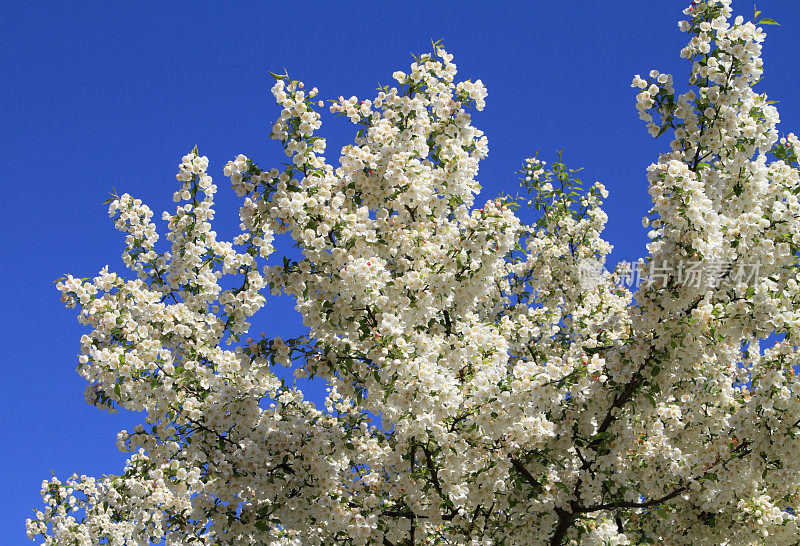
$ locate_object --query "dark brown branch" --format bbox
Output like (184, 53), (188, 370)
(549, 507), (574, 546)
(443, 310), (453, 337)
(509, 456), (542, 494)
(578, 441), (752, 514)
(421, 444), (458, 518)
(578, 485), (688, 513)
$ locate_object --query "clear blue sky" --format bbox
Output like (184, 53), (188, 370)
(2, 1), (799, 542)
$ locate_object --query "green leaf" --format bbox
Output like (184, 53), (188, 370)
(758, 18), (779, 25)
(589, 431), (609, 444)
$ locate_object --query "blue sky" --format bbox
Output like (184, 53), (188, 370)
(2, 1), (799, 542)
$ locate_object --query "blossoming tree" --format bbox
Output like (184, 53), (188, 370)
(28, 1), (800, 544)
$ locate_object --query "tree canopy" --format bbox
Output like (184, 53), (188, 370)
(28, 1), (800, 544)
